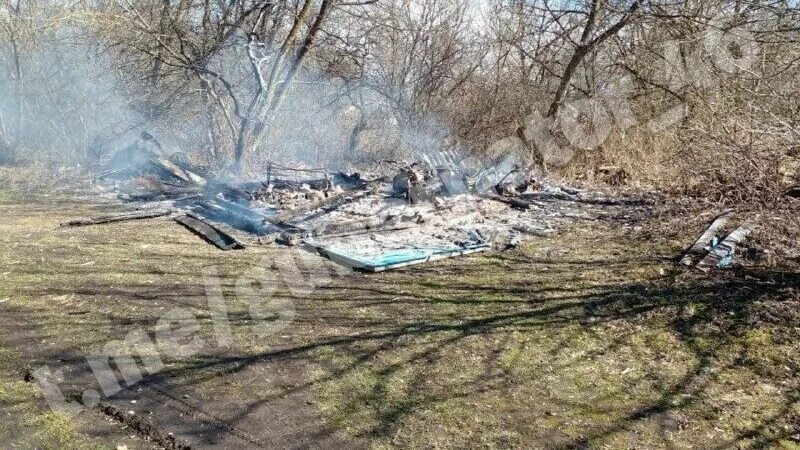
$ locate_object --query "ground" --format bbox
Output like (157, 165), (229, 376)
(1, 179), (799, 449)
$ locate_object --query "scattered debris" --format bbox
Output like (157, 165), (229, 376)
(512, 224), (555, 237)
(520, 188), (650, 206)
(256, 233), (279, 246)
(189, 199), (271, 235)
(73, 143), (653, 270)
(310, 213), (420, 238)
(391, 163), (446, 204)
(267, 182), (375, 225)
(494, 166), (534, 197)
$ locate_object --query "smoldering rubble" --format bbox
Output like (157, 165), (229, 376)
(68, 136), (654, 272)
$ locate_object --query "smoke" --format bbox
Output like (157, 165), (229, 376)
(187, 37), (475, 174)
(0, 2), (493, 175)
(0, 17), (142, 164)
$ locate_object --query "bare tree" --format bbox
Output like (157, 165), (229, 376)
(545, 0), (641, 118)
(0, 0), (27, 159)
(94, 0), (343, 170)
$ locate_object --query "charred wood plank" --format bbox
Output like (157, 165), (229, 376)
(141, 178), (202, 195)
(696, 217), (757, 270)
(679, 209), (734, 266)
(175, 214), (244, 250)
(482, 194), (535, 210)
(210, 197), (267, 221)
(310, 214), (420, 238)
(61, 209), (173, 227)
(312, 216), (388, 236)
(512, 224), (555, 237)
(522, 190), (651, 206)
(189, 198), (277, 235)
(122, 192), (201, 203)
(271, 178), (331, 190)
(148, 157), (207, 186)
(267, 181), (381, 225)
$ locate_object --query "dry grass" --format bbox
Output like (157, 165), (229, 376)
(0, 172), (799, 448)
(306, 232), (800, 448)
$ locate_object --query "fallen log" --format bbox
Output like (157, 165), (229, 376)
(175, 214), (245, 250)
(679, 209), (734, 266)
(61, 209), (173, 227)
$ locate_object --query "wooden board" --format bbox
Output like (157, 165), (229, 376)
(482, 193), (534, 210)
(149, 157), (207, 186)
(175, 215), (244, 250)
(193, 200), (272, 235)
(679, 209), (734, 266)
(696, 217), (757, 270)
(61, 209), (173, 227)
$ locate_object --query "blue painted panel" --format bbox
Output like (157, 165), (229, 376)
(336, 243), (488, 268)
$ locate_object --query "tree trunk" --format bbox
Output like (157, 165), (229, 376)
(233, 0), (334, 173)
(546, 0), (640, 118)
(348, 111), (368, 159)
(10, 32), (23, 152)
(233, 119), (251, 172)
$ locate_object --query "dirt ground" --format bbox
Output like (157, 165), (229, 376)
(1, 183), (799, 449)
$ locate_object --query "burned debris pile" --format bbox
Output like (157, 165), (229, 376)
(73, 139), (653, 271)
